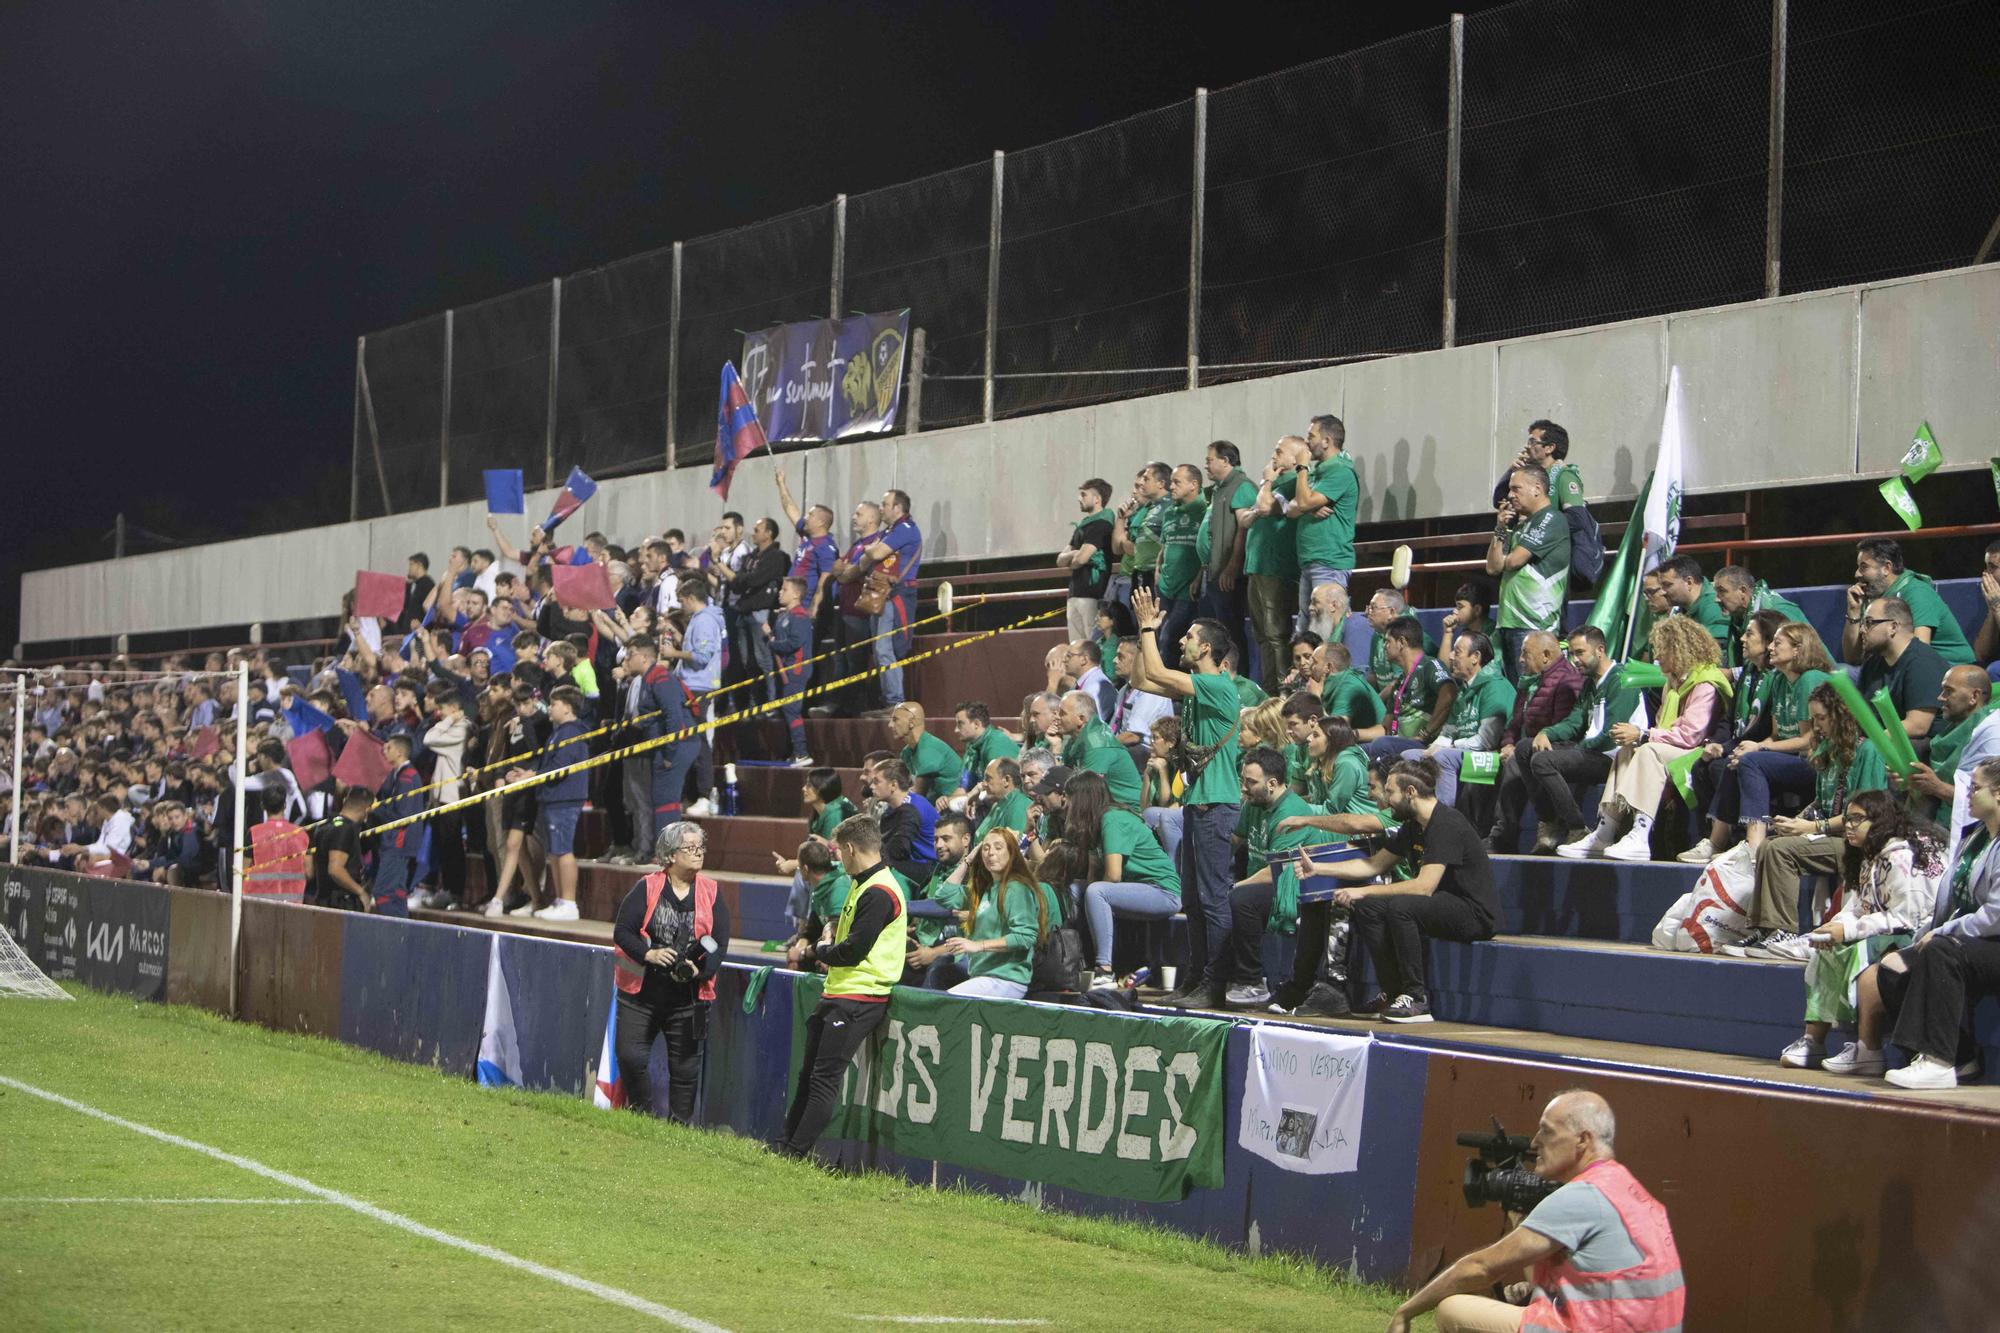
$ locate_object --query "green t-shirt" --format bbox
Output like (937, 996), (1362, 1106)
(1100, 806), (1180, 895)
(962, 877), (1054, 985)
(1886, 570), (1975, 666)
(1386, 654), (1454, 739)
(1157, 500), (1206, 599)
(959, 726), (1022, 790)
(1120, 498), (1165, 577)
(974, 788), (1030, 842)
(1496, 506), (1571, 632)
(1293, 454), (1359, 569)
(808, 869), (853, 922)
(1061, 719), (1143, 807)
(1681, 582), (1732, 653)
(1305, 745), (1372, 817)
(1282, 740), (1312, 793)
(1547, 460), (1586, 511)
(1239, 790), (1322, 936)
(1322, 669), (1384, 727)
(1179, 672), (1244, 806)
(1770, 669), (1831, 742)
(809, 796), (856, 841)
(1812, 739), (1887, 817)
(1245, 476), (1299, 581)
(902, 732), (961, 803)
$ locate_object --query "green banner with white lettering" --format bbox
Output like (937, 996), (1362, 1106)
(789, 977), (1229, 1202)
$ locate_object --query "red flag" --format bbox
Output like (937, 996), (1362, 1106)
(287, 729), (333, 789)
(331, 730), (390, 791)
(189, 726), (220, 760)
(354, 570), (405, 620)
(553, 561), (616, 611)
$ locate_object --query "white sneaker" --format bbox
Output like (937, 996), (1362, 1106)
(1676, 838), (1715, 864)
(788, 755), (816, 769)
(533, 900), (580, 922)
(1603, 827), (1654, 862)
(481, 896), (507, 919)
(1777, 1036), (1825, 1069)
(1556, 822), (1618, 859)
(1089, 971), (1120, 992)
(1822, 1042), (1885, 1076)
(685, 798), (716, 818)
(1752, 931), (1813, 963)
(1885, 1053), (1959, 1090)
(1717, 929), (1767, 958)
(1224, 982), (1273, 1009)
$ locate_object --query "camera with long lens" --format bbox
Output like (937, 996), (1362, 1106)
(669, 934), (719, 983)
(1458, 1117), (1561, 1213)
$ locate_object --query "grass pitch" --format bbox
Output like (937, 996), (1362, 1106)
(0, 988), (1404, 1331)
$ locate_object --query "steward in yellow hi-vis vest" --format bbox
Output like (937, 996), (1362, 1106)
(779, 814), (906, 1157)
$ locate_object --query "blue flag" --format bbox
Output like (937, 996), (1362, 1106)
(483, 468), (525, 515)
(711, 361), (768, 501)
(280, 695), (335, 737)
(543, 466), (598, 532)
(476, 936), (523, 1088)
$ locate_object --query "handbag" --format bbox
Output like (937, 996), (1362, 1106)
(855, 565), (896, 617)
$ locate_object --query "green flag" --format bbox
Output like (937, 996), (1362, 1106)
(1989, 457), (2000, 510)
(1879, 476), (1922, 530)
(1666, 747), (1702, 805)
(1461, 750), (1502, 785)
(1900, 422), (1942, 483)
(1585, 472), (1654, 657)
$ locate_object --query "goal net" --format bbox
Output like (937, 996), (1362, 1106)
(0, 925), (70, 1000)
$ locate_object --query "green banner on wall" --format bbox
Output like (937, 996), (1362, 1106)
(789, 977), (1230, 1202)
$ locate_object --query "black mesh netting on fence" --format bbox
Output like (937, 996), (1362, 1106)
(843, 160), (993, 433)
(554, 246), (678, 483)
(1200, 25), (1452, 380)
(991, 101), (1195, 419)
(1783, 0), (2000, 294)
(1455, 0), (1771, 343)
(444, 284), (551, 506)
(670, 205), (834, 468)
(355, 314), (446, 519)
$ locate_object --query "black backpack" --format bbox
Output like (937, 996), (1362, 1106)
(1566, 503), (1604, 591)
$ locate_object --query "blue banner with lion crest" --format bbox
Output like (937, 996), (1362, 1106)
(739, 309), (909, 443)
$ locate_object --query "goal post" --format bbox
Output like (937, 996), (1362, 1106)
(0, 923), (70, 1000)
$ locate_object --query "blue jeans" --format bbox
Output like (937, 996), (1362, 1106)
(1082, 879), (1181, 968)
(1296, 563), (1351, 632)
(1713, 748), (1817, 826)
(1402, 746), (1466, 808)
(1177, 802), (1239, 990)
(1145, 806), (1184, 867)
(872, 593), (912, 707)
(1157, 594), (1197, 671)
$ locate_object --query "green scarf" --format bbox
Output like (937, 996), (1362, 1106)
(1659, 663), (1734, 728)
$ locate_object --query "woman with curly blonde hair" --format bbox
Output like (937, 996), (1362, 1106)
(1559, 614), (1733, 862)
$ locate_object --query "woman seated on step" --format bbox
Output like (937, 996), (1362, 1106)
(1830, 758), (2000, 1090)
(1686, 620), (1836, 864)
(1068, 771), (1183, 990)
(1559, 615), (1733, 862)
(1777, 788), (1945, 1071)
(909, 826), (1061, 1001)
(1676, 608), (1786, 863)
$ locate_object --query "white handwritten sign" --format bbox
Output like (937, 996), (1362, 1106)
(1238, 1025), (1371, 1175)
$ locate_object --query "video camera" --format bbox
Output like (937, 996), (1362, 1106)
(669, 934), (719, 983)
(1458, 1117), (1560, 1213)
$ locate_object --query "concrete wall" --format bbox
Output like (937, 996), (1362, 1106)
(22, 262), (1999, 645)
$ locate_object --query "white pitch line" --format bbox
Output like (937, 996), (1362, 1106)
(0, 1074), (730, 1333)
(0, 1197), (331, 1205)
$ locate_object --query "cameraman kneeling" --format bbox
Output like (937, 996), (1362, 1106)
(1387, 1091), (1684, 1333)
(611, 821), (731, 1123)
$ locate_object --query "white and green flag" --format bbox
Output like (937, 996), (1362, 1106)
(1640, 366), (1686, 573)
(1900, 422), (1942, 484)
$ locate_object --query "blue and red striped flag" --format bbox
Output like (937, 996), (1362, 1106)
(711, 361), (768, 501)
(542, 465), (598, 532)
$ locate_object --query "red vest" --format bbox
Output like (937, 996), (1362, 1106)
(1522, 1159), (1686, 1333)
(612, 871), (718, 1002)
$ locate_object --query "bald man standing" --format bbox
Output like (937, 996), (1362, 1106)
(1386, 1090), (1684, 1333)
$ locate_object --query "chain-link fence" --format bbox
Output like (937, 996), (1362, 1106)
(352, 0), (2000, 518)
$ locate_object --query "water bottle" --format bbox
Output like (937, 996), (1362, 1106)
(722, 763), (740, 817)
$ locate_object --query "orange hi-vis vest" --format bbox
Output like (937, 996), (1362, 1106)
(1521, 1158), (1686, 1333)
(612, 871), (719, 1002)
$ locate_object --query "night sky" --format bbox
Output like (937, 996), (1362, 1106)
(2, 0), (1497, 649)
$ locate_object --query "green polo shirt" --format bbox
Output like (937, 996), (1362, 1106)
(1886, 570), (1975, 666)
(974, 788), (1030, 841)
(1157, 500), (1206, 599)
(901, 731), (961, 803)
(1294, 454), (1358, 570)
(1246, 476), (1299, 581)
(1321, 669), (1384, 727)
(958, 726), (1021, 790)
(1061, 718), (1143, 807)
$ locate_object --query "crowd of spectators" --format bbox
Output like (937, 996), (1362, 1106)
(7, 421), (1999, 1094)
